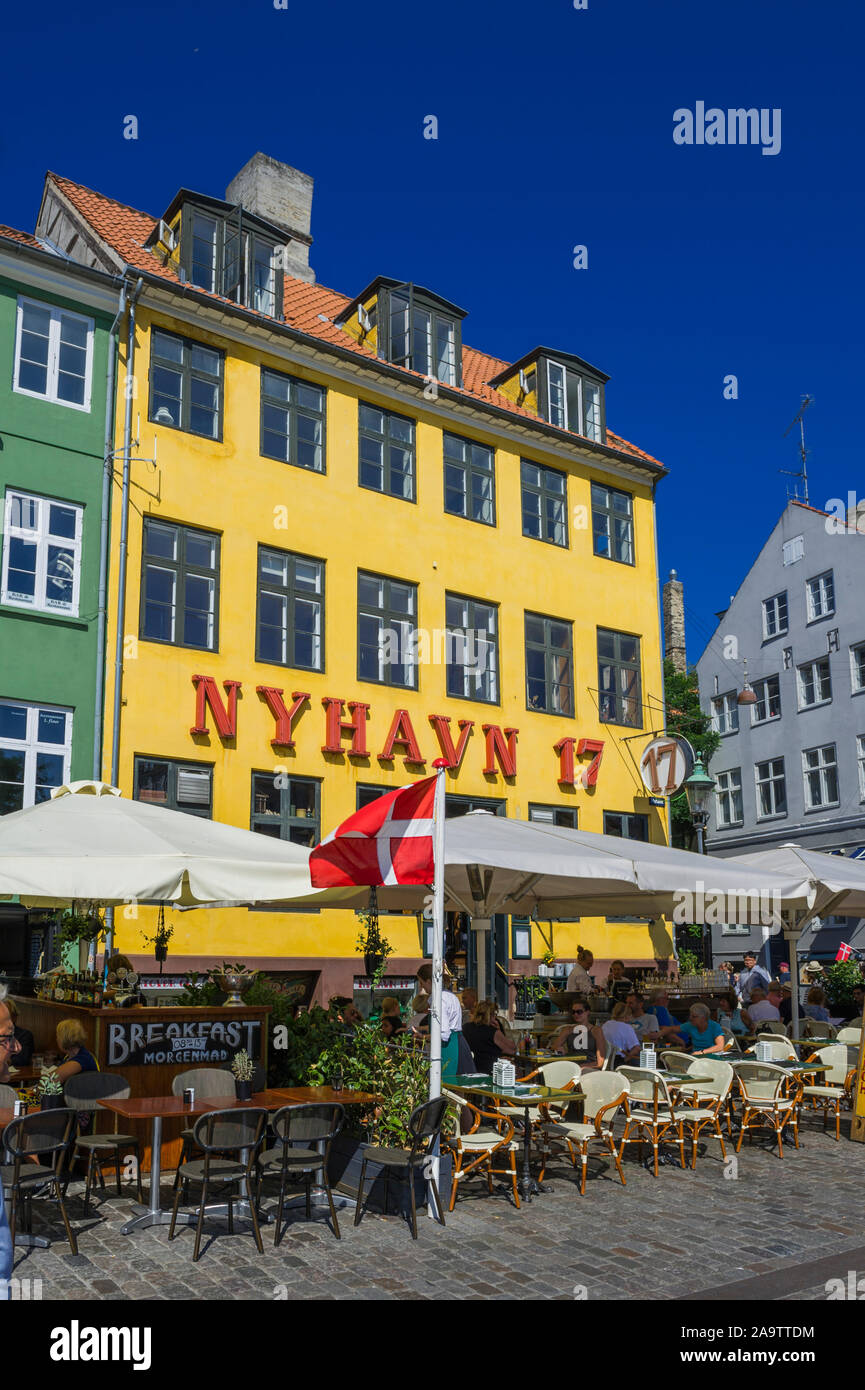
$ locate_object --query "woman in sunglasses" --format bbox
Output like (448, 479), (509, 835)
(550, 1001), (606, 1071)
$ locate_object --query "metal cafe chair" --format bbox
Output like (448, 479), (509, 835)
(799, 1044), (848, 1141)
(1, 1109), (79, 1255)
(258, 1103), (344, 1243)
(63, 1072), (144, 1214)
(354, 1097), (448, 1240)
(617, 1066), (684, 1177)
(171, 1067), (238, 1183)
(169, 1108), (267, 1262)
(734, 1062), (801, 1159)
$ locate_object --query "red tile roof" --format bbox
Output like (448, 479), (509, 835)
(47, 173), (663, 471)
(0, 224), (44, 249)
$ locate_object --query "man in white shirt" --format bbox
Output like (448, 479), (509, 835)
(601, 1007), (641, 1064)
(744, 987), (781, 1027)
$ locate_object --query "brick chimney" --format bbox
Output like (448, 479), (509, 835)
(226, 153), (314, 284)
(663, 569), (687, 673)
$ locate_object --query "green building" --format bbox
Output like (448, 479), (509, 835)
(0, 225), (121, 972)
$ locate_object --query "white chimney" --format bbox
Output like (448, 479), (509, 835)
(226, 152), (314, 284)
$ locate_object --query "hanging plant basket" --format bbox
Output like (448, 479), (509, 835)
(364, 953), (385, 980)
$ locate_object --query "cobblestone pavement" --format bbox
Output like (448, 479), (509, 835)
(10, 1112), (865, 1302)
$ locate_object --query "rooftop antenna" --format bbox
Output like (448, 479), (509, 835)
(780, 394), (813, 504)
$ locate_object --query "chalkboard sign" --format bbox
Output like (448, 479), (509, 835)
(106, 1016), (263, 1067)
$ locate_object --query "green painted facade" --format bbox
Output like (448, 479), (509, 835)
(0, 239), (119, 805)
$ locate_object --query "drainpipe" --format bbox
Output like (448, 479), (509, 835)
(93, 280), (127, 779)
(103, 276), (143, 969)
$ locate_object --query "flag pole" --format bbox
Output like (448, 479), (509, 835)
(427, 759), (448, 1220)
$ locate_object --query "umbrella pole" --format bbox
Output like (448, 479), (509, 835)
(427, 762), (447, 1219)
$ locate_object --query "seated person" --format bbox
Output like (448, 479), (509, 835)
(847, 984), (865, 1022)
(54, 1018), (99, 1084)
(644, 987), (688, 1042)
(804, 986), (831, 1022)
(743, 986), (781, 1029)
(3, 998), (34, 1067)
(624, 991), (660, 1041)
(463, 1000), (515, 1073)
(601, 1003), (641, 1066)
(605, 959), (633, 1001)
(717, 989), (748, 1035)
(551, 1001), (606, 1071)
(380, 995), (402, 1021)
(408, 993), (430, 1032)
(381, 1013), (406, 1040)
(460, 987), (478, 1025)
(778, 983), (794, 1026)
(339, 1001), (362, 1031)
(677, 1003), (725, 1056)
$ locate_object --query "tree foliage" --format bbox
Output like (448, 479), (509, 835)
(663, 658), (720, 850)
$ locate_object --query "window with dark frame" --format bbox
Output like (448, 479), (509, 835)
(591, 482), (634, 564)
(133, 756), (213, 818)
(260, 369), (325, 472)
(383, 286), (462, 387)
(357, 571), (418, 688)
(256, 547), (323, 671)
(250, 772), (320, 846)
(149, 329), (222, 439)
(443, 433), (495, 526)
(445, 593), (498, 704)
(538, 357), (604, 442)
(140, 520), (219, 651)
(528, 804), (579, 829)
(510, 917), (532, 960)
(358, 403), (415, 501)
(597, 629), (642, 728)
(521, 460), (568, 547)
(525, 612), (574, 716)
(603, 811), (649, 841)
(182, 203), (284, 319)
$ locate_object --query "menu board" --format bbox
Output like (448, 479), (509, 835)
(105, 1015), (262, 1067)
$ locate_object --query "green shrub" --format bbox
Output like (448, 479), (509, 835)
(309, 1023), (442, 1146)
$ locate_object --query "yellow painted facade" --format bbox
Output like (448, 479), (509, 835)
(102, 292), (671, 1001)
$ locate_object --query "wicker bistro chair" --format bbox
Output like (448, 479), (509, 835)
(745, 1038), (797, 1062)
(617, 1067), (684, 1176)
(169, 1108), (267, 1262)
(1, 1109), (79, 1255)
(659, 1050), (694, 1073)
(721, 1029), (743, 1055)
(836, 1026), (862, 1046)
(63, 1072), (144, 1214)
(353, 1097), (448, 1240)
(171, 1068), (238, 1184)
(799, 1045), (848, 1141)
(734, 1062), (801, 1159)
(668, 1059), (733, 1161)
(801, 1018), (837, 1040)
(257, 1103), (344, 1243)
(441, 1089), (521, 1211)
(753, 1020), (788, 1036)
(0, 1084), (17, 1108)
(541, 1071), (630, 1195)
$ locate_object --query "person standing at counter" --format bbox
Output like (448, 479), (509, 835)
(54, 1019), (99, 1083)
(416, 963), (474, 1077)
(566, 948), (595, 996)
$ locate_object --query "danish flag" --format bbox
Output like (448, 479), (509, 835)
(309, 775), (437, 888)
(836, 942), (853, 962)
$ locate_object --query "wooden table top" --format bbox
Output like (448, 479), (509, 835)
(281, 1086), (377, 1105)
(99, 1086), (377, 1121)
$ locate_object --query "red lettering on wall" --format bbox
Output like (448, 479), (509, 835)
(554, 737), (576, 787)
(190, 676), (241, 738)
(576, 737), (605, 787)
(321, 698), (369, 757)
(257, 687), (309, 750)
(482, 724), (518, 778)
(428, 714), (474, 771)
(379, 709), (426, 768)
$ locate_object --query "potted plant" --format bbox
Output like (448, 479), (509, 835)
(55, 902), (106, 974)
(539, 947), (557, 978)
(355, 911), (394, 985)
(140, 907), (173, 974)
(231, 1049), (255, 1100)
(209, 961), (257, 1006)
(37, 1071), (65, 1111)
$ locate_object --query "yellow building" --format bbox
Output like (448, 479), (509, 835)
(37, 154), (673, 1008)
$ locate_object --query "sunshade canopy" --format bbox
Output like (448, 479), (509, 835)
(730, 844), (865, 922)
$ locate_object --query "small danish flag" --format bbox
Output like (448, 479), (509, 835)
(309, 775), (436, 888)
(836, 942), (853, 962)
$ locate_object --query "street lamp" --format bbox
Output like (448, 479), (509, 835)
(683, 755), (715, 855)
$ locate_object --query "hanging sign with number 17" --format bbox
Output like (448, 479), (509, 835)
(639, 735), (695, 797)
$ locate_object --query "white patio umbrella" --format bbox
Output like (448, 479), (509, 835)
(0, 781), (319, 907)
(729, 843), (865, 1035)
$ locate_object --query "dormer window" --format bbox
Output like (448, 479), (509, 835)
(177, 200), (284, 318)
(541, 357), (604, 442)
(337, 279), (465, 387)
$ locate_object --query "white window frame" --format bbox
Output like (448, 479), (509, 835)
(850, 642), (865, 695)
(797, 657), (832, 710)
(806, 570), (835, 622)
(1, 490), (83, 617)
(716, 768), (743, 828)
(802, 743), (839, 811)
(751, 674), (781, 725)
(858, 735), (865, 802)
(762, 591), (788, 639)
(711, 691), (739, 736)
(755, 757), (787, 820)
(0, 699), (73, 810)
(546, 360), (569, 430)
(13, 296), (94, 412)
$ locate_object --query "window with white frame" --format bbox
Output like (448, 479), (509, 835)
(13, 297), (93, 410)
(806, 570), (835, 621)
(716, 768), (743, 827)
(0, 701), (72, 815)
(711, 691), (739, 735)
(797, 657), (832, 709)
(1, 491), (82, 616)
(751, 674), (781, 724)
(851, 643), (865, 694)
(858, 735), (865, 802)
(546, 360), (568, 429)
(782, 535), (804, 566)
(755, 758), (787, 818)
(802, 744), (839, 810)
(762, 591), (788, 639)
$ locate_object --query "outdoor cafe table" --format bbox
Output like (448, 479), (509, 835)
(446, 1076), (579, 1202)
(100, 1086), (377, 1234)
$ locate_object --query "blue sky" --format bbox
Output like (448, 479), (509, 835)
(2, 0), (862, 664)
